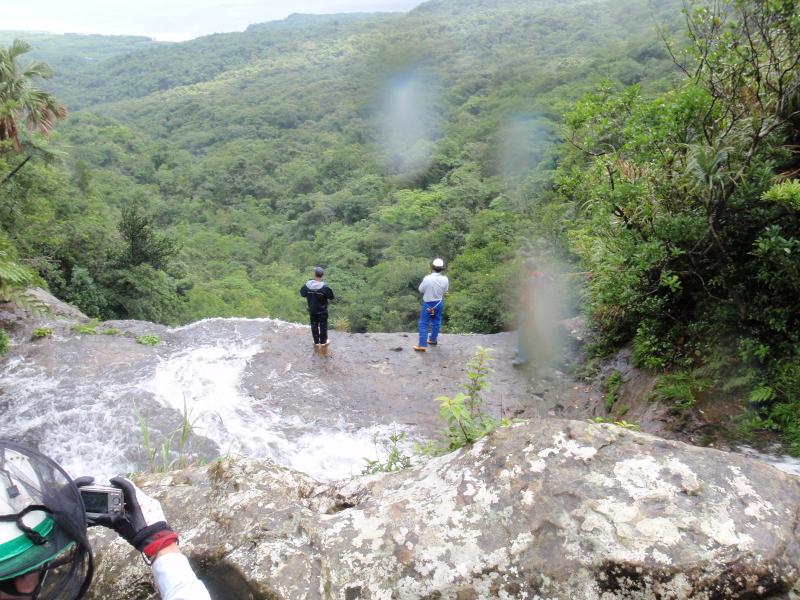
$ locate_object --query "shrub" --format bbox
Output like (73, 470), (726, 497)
(761, 356), (800, 454)
(422, 346), (513, 454)
(32, 327), (53, 339)
(632, 321), (674, 371)
(0, 330), (9, 357)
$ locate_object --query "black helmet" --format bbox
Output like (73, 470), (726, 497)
(0, 441), (93, 599)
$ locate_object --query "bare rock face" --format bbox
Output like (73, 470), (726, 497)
(0, 287), (87, 336)
(86, 419), (800, 599)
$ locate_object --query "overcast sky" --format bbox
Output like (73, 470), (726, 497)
(0, 0), (423, 42)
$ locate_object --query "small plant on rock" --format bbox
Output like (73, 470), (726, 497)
(73, 320), (100, 335)
(73, 319), (119, 336)
(207, 457), (234, 486)
(603, 371), (623, 412)
(0, 330), (9, 357)
(332, 316), (351, 332)
(32, 327), (53, 339)
(362, 431), (413, 475)
(589, 416), (639, 430)
(423, 346), (513, 455)
(136, 334), (160, 346)
(135, 399), (201, 472)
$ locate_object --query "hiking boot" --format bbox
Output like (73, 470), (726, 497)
(413, 346), (427, 352)
(321, 340), (330, 347)
(427, 339), (438, 346)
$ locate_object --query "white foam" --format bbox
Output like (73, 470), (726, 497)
(286, 423), (417, 480)
(0, 358), (143, 481)
(140, 340), (415, 481)
(736, 446), (800, 477)
(166, 316), (304, 333)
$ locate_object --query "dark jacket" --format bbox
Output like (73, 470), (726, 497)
(300, 279), (334, 315)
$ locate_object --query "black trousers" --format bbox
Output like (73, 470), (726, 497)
(309, 313), (328, 344)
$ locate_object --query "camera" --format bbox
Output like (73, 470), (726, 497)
(80, 485), (125, 522)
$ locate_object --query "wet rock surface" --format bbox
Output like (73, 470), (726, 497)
(86, 419), (800, 599)
(239, 327), (575, 437)
(0, 290), (584, 479)
(1, 289), (793, 478)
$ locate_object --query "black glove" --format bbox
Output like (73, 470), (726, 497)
(103, 477), (179, 561)
(73, 476), (95, 488)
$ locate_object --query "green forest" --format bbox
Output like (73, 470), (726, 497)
(1, 0), (799, 451)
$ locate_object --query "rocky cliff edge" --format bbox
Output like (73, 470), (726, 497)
(87, 418), (800, 599)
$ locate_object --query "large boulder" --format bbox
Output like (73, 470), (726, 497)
(87, 419), (800, 599)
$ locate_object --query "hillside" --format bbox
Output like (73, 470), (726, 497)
(0, 0), (684, 332)
(0, 30), (169, 106)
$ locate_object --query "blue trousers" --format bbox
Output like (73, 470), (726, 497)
(418, 300), (444, 347)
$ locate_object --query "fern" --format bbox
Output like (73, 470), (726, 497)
(721, 372), (757, 393)
(749, 386), (775, 403)
(650, 371), (710, 412)
(0, 231), (40, 307)
(0, 249), (35, 301)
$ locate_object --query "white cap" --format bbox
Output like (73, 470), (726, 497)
(432, 258), (445, 268)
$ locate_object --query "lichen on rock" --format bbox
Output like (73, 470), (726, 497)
(85, 419), (800, 599)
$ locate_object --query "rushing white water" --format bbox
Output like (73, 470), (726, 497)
(1, 317), (417, 483)
(1, 349), (153, 481)
(141, 338), (413, 480)
(736, 446), (800, 477)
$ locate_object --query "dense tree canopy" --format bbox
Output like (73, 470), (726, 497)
(559, 0), (800, 449)
(0, 0), (684, 330)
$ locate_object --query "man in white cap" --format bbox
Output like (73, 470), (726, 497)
(414, 258), (449, 352)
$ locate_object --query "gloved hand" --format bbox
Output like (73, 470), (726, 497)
(104, 477), (179, 562)
(74, 476), (95, 488)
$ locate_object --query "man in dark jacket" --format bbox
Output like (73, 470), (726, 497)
(300, 266), (335, 347)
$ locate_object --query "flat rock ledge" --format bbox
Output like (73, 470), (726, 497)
(87, 419), (800, 599)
